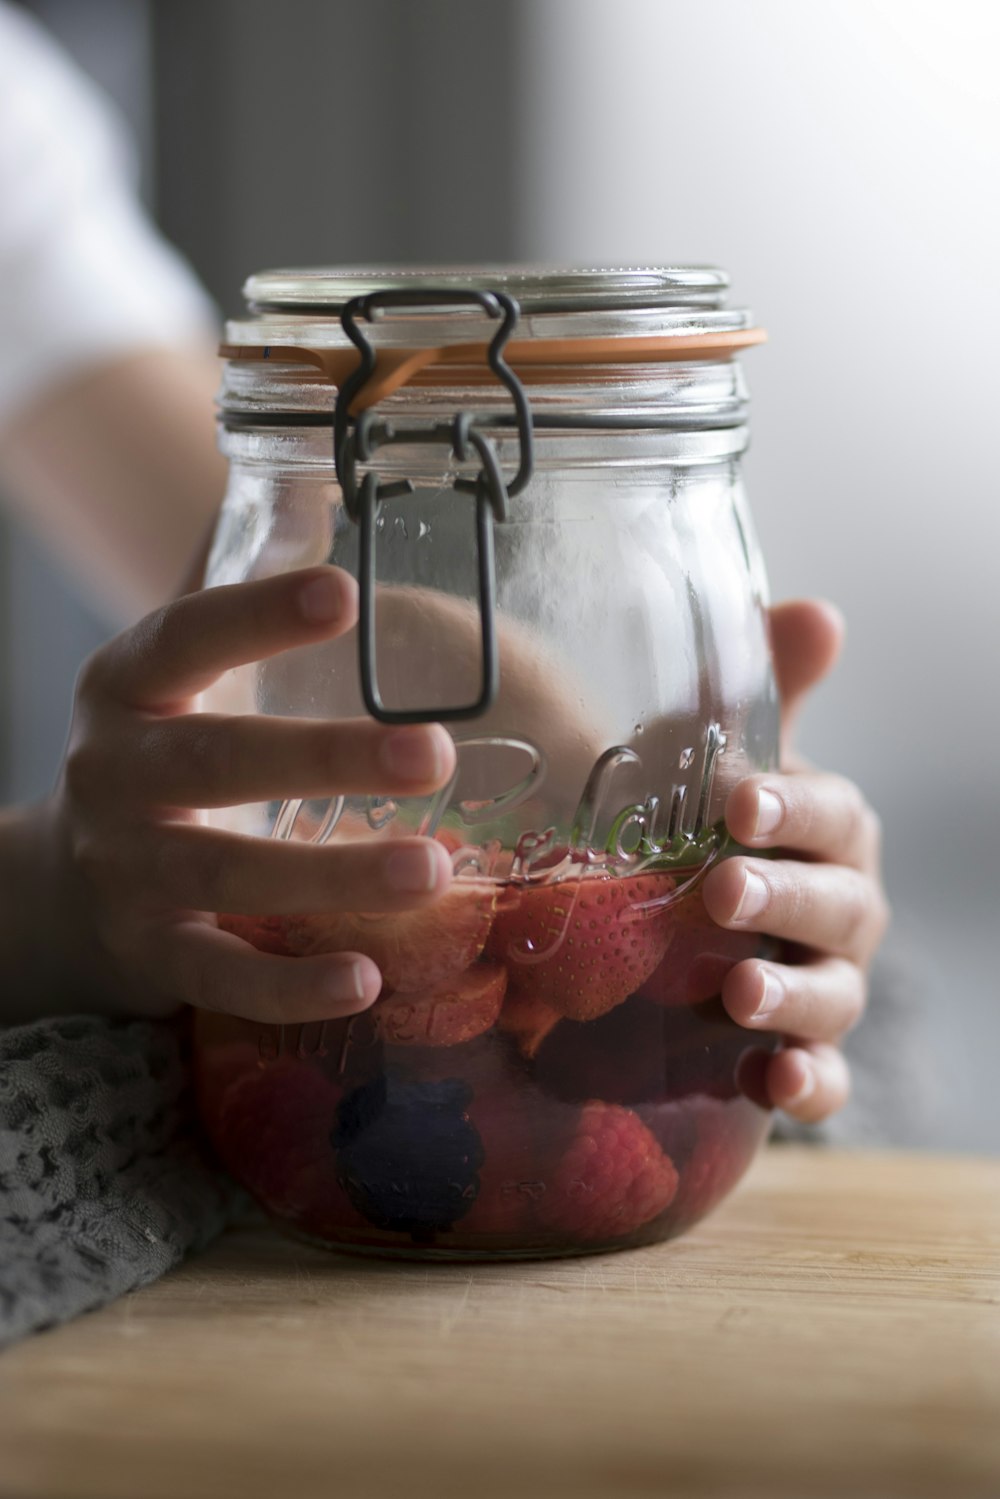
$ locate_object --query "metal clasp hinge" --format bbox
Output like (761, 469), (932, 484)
(333, 289), (533, 725)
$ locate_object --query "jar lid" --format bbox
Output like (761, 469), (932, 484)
(223, 264), (762, 416)
(243, 265), (731, 314)
(219, 264), (764, 438)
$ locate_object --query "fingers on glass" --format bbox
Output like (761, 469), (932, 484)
(726, 772), (882, 873)
(723, 956), (865, 1041)
(127, 717), (455, 807)
(765, 1043), (851, 1124)
(703, 856), (888, 965)
(128, 827), (453, 914)
(86, 566), (359, 708)
(140, 918), (382, 1023)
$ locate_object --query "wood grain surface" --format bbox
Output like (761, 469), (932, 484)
(2, 1146), (998, 1499)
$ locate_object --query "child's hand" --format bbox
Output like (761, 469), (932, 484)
(48, 567), (456, 1022)
(702, 601), (890, 1125)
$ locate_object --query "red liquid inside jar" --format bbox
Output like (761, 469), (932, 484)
(195, 865), (776, 1260)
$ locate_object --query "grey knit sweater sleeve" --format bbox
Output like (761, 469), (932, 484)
(0, 1014), (244, 1349)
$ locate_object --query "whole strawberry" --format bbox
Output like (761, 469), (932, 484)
(536, 1100), (679, 1241)
(488, 873), (676, 1021)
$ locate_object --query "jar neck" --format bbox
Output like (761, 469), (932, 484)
(220, 351), (748, 414)
(218, 420), (749, 478)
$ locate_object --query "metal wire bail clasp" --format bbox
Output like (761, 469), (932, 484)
(333, 288), (534, 726)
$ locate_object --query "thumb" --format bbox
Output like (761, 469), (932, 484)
(769, 599), (845, 753)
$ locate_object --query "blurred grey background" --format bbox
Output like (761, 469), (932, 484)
(2, 0), (997, 1149)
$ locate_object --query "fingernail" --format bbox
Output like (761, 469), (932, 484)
(298, 572), (342, 623)
(733, 870), (769, 923)
(386, 844), (440, 894)
(784, 1057), (816, 1106)
(754, 789), (784, 839)
(379, 726), (447, 784)
(752, 966), (785, 1018)
(328, 956), (377, 1007)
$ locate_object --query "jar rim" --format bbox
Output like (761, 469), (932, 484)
(244, 264), (731, 315)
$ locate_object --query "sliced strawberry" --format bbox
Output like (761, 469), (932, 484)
(497, 988), (563, 1059)
(636, 887), (766, 1007)
(217, 912), (292, 955)
(487, 872), (676, 1021)
(374, 963), (507, 1047)
(283, 878), (497, 994)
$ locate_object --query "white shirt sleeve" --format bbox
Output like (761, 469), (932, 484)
(0, 2), (217, 432)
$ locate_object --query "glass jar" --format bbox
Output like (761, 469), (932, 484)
(193, 267), (781, 1259)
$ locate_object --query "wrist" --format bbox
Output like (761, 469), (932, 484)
(0, 799), (125, 1021)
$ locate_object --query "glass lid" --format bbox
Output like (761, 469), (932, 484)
(243, 265), (731, 315)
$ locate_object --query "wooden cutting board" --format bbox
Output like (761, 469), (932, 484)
(2, 1146), (998, 1499)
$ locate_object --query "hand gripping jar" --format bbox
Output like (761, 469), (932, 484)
(194, 267), (781, 1259)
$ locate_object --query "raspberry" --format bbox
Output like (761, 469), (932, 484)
(207, 1058), (362, 1231)
(670, 1097), (770, 1228)
(332, 1075), (484, 1237)
(537, 1101), (679, 1242)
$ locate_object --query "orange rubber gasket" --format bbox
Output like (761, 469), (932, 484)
(219, 328), (766, 413)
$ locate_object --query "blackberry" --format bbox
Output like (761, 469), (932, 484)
(332, 1075), (484, 1237)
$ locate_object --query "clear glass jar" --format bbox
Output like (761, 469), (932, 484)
(193, 267), (781, 1259)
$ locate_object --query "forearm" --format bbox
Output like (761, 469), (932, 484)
(0, 347), (226, 621)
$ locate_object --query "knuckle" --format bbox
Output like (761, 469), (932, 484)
(63, 739), (107, 806)
(862, 805), (884, 866)
(71, 830), (120, 892)
(833, 779), (868, 861)
(134, 602), (194, 688)
(832, 877), (870, 950)
(75, 647), (110, 701)
(778, 868), (809, 931)
(183, 837), (234, 910)
(137, 602), (175, 659)
(870, 887), (892, 947)
(179, 721), (237, 803)
(844, 784), (868, 844)
(839, 967), (867, 1034)
(170, 939), (215, 1013)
